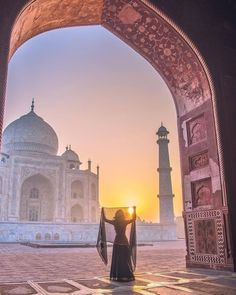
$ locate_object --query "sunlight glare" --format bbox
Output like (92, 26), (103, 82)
(128, 206), (134, 215)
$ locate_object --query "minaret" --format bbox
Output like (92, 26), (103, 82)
(156, 123), (175, 224)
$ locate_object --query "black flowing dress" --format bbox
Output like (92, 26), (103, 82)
(110, 220), (135, 282)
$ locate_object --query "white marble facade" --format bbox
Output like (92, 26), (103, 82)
(0, 104), (99, 225)
(0, 222), (177, 243)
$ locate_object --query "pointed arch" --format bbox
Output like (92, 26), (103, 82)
(20, 173), (54, 221)
(0, 0), (230, 270)
(71, 180), (84, 199)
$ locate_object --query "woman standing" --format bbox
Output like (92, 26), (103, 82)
(96, 207), (136, 282)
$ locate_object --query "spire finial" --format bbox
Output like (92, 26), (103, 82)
(161, 121), (163, 127)
(66, 145), (68, 151)
(88, 158), (91, 171)
(31, 98), (35, 112)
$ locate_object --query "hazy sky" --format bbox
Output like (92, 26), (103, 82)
(5, 25), (182, 222)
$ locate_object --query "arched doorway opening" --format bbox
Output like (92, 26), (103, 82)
(71, 180), (84, 200)
(20, 174), (54, 221)
(70, 181), (85, 222)
(0, 0), (232, 271)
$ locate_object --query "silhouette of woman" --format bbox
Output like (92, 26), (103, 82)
(97, 207), (136, 282)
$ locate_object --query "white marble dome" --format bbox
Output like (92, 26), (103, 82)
(2, 110), (59, 155)
(61, 147), (80, 162)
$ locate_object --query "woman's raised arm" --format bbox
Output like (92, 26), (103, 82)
(126, 211), (136, 224)
(102, 208), (114, 225)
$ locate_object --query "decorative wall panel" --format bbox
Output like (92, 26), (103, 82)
(190, 151), (209, 170)
(192, 178), (212, 208)
(186, 210), (225, 265)
(194, 219), (217, 254)
(187, 115), (206, 145)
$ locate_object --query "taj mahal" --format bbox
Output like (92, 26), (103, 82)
(0, 100), (99, 225)
(0, 101), (176, 243)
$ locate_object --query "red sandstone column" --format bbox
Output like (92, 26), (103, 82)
(0, 41), (10, 149)
(0, 0), (28, 148)
(0, 5), (15, 148)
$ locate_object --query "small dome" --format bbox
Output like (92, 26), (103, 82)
(61, 146), (81, 162)
(156, 124), (169, 136)
(2, 109), (59, 155)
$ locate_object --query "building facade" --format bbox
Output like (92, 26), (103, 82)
(0, 103), (99, 224)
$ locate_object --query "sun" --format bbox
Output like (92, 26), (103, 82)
(128, 206), (134, 215)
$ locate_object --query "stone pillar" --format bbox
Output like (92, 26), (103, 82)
(157, 124), (175, 224)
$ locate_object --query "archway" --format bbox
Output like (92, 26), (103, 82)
(0, 0), (232, 270)
(71, 180), (84, 199)
(20, 174), (54, 221)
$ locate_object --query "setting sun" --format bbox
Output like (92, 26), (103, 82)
(128, 207), (134, 215)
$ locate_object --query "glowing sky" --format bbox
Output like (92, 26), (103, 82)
(5, 25), (182, 222)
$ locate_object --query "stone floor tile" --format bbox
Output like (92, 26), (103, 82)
(0, 241), (236, 295)
(147, 286), (201, 294)
(38, 281), (80, 293)
(136, 274), (179, 282)
(107, 291), (141, 294)
(204, 277), (236, 289)
(0, 283), (38, 295)
(74, 278), (117, 289)
(178, 281), (236, 295)
(164, 271), (207, 279)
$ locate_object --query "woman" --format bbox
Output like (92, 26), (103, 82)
(96, 207), (136, 282)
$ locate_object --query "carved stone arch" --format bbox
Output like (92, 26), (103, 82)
(45, 233), (52, 240)
(20, 173), (55, 221)
(71, 180), (84, 199)
(35, 232), (42, 240)
(9, 0), (104, 59)
(0, 0), (230, 270)
(20, 167), (56, 186)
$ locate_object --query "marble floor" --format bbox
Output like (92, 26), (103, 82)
(0, 241), (235, 294)
(0, 241), (186, 282)
(0, 269), (236, 294)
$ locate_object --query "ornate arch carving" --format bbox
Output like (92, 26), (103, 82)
(101, 0), (211, 116)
